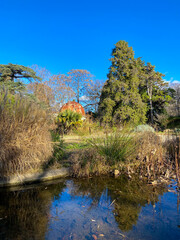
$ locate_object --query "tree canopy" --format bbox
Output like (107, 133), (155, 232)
(98, 40), (172, 126)
(0, 64), (41, 82)
(67, 69), (93, 103)
(0, 63), (41, 92)
(139, 62), (172, 124)
(98, 40), (147, 125)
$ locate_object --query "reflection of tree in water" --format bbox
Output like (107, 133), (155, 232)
(72, 176), (167, 232)
(0, 177), (169, 239)
(0, 181), (65, 240)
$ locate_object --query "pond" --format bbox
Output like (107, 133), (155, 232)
(0, 176), (180, 240)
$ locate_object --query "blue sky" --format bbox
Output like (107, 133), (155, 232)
(0, 0), (179, 83)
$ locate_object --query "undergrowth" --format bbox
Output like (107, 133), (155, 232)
(87, 130), (138, 165)
(0, 89), (53, 177)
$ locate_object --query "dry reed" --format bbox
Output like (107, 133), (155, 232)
(0, 89), (53, 177)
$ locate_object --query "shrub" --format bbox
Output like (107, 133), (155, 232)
(87, 130), (138, 166)
(134, 124), (155, 133)
(0, 89), (53, 177)
(167, 116), (180, 129)
(55, 110), (83, 134)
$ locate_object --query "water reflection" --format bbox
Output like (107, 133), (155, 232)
(0, 176), (179, 240)
(71, 176), (167, 232)
(0, 180), (66, 240)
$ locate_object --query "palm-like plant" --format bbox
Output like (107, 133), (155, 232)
(56, 110), (83, 134)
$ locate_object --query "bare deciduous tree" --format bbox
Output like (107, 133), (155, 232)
(67, 69), (93, 103)
(82, 80), (104, 112)
(28, 65), (75, 111)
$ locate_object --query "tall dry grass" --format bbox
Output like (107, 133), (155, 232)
(0, 89), (53, 177)
(164, 134), (180, 183)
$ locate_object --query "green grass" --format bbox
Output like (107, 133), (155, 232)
(87, 130), (138, 166)
(64, 142), (91, 150)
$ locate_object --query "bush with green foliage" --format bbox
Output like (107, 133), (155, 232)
(56, 110), (83, 134)
(134, 124), (155, 133)
(167, 116), (180, 129)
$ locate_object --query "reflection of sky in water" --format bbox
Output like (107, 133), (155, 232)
(0, 177), (180, 240)
(45, 180), (180, 240)
(130, 191), (180, 240)
(46, 182), (119, 240)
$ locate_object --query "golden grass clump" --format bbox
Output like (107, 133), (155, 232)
(0, 90), (53, 177)
(69, 148), (110, 178)
(135, 132), (166, 177)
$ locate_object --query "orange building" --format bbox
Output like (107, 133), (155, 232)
(60, 101), (85, 116)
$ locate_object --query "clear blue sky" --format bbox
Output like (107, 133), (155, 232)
(0, 0), (179, 83)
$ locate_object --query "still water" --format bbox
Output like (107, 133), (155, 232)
(0, 176), (180, 240)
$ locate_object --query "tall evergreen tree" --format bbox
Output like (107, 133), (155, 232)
(139, 62), (172, 124)
(98, 40), (147, 125)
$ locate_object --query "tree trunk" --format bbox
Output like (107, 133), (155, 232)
(150, 97), (153, 124)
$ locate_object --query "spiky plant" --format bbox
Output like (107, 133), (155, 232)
(56, 109), (83, 134)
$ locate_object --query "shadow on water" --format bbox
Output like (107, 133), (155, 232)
(0, 176), (180, 240)
(0, 180), (66, 240)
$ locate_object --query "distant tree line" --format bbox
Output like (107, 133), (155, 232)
(0, 40), (179, 128)
(0, 64), (102, 112)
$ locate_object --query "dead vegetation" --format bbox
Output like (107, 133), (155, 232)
(0, 89), (53, 178)
(66, 130), (180, 183)
(69, 148), (110, 177)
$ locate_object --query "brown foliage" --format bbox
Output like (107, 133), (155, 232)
(0, 91), (53, 177)
(27, 82), (54, 106)
(29, 65), (75, 111)
(69, 148), (109, 178)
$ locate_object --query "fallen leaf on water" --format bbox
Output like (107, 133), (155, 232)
(117, 232), (126, 238)
(92, 234), (97, 240)
(99, 234), (105, 237)
(168, 189), (176, 193)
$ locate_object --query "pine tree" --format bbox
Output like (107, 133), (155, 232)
(139, 62), (172, 124)
(0, 63), (41, 92)
(98, 40), (147, 125)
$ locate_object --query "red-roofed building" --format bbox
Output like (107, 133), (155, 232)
(60, 101), (85, 116)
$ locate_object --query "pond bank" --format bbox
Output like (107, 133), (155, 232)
(1, 132), (179, 188)
(0, 168), (69, 187)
